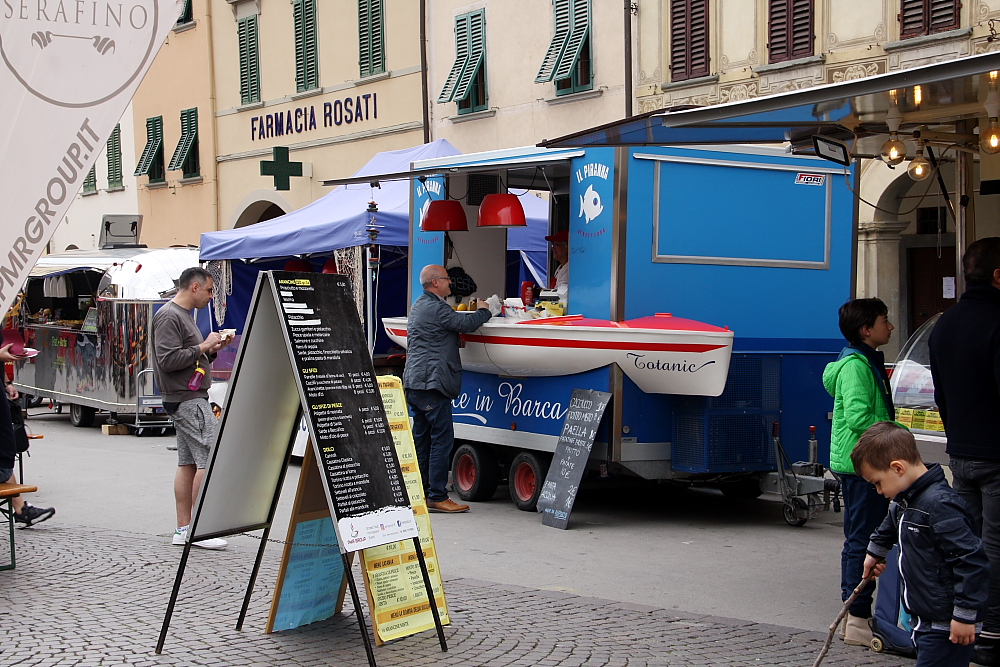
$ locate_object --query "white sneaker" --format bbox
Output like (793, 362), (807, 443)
(172, 526), (228, 550)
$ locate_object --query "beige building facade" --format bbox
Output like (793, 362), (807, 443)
(426, 0), (630, 152)
(635, 0), (1000, 355)
(132, 0), (427, 241)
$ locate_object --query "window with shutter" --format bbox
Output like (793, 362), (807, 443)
(293, 0), (319, 91)
(238, 15), (261, 105)
(168, 108), (199, 178)
(670, 0), (709, 82)
(439, 10), (488, 112)
(107, 124), (122, 189)
(134, 117), (164, 182)
(768, 0), (813, 64)
(358, 0), (385, 78)
(176, 0), (192, 25)
(535, 0), (592, 94)
(82, 166), (97, 194)
(900, 0), (958, 38)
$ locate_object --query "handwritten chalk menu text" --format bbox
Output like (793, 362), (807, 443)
(536, 389), (612, 530)
(272, 272), (418, 552)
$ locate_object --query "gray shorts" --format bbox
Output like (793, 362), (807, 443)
(172, 399), (216, 469)
(0, 468), (12, 483)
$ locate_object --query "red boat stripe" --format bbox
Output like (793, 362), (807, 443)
(387, 328), (725, 353)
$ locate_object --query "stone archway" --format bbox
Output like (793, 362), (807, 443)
(228, 189), (293, 230)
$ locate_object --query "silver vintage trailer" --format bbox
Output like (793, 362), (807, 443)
(10, 247), (201, 428)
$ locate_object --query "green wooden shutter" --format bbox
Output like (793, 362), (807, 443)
(82, 166), (97, 193)
(536, 0), (571, 83)
(176, 0), (192, 24)
(359, 0), (385, 78)
(134, 117), (163, 177)
(295, 0), (319, 91)
(107, 124), (122, 188)
(553, 0), (589, 81)
(452, 10), (485, 102)
(438, 13), (471, 103)
(239, 15), (260, 105)
(168, 108), (199, 172)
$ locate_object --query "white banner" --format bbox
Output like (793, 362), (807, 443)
(0, 0), (180, 313)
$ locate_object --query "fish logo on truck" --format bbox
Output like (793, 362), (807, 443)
(579, 184), (603, 224)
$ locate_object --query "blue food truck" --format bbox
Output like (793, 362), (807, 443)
(345, 142), (854, 525)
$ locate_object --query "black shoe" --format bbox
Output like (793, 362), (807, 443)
(14, 504), (55, 528)
(973, 638), (1000, 667)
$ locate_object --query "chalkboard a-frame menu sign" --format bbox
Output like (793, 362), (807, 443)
(272, 271), (418, 549)
(157, 272), (445, 666)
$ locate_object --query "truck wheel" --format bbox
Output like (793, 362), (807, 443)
(69, 404), (96, 428)
(451, 443), (500, 502)
(720, 477), (763, 500)
(509, 451), (550, 512)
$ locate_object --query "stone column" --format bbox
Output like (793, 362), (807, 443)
(856, 220), (910, 359)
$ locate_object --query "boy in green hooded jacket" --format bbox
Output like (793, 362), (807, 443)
(822, 297), (896, 647)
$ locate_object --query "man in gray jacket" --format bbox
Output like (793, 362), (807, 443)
(153, 267), (231, 549)
(404, 265), (493, 513)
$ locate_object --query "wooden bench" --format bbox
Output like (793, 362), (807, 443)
(0, 482), (38, 571)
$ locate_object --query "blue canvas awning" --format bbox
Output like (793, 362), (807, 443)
(199, 140), (464, 261)
(540, 51), (1000, 151)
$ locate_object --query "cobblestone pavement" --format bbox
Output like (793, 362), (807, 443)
(1, 523), (911, 667)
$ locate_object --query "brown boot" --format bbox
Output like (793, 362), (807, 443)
(843, 614), (873, 646)
(839, 616), (846, 640)
(427, 498), (470, 513)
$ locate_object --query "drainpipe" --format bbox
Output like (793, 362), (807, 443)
(419, 0), (431, 143)
(205, 0), (221, 231)
(624, 1), (633, 118)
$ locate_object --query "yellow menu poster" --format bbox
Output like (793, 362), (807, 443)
(361, 376), (450, 644)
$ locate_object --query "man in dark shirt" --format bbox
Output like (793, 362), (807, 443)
(402, 265), (493, 513)
(929, 237), (1000, 666)
(152, 267), (231, 549)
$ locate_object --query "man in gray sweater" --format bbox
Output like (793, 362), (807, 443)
(403, 265), (494, 513)
(152, 267), (231, 549)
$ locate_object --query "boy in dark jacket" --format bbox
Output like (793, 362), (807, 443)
(856, 422), (989, 666)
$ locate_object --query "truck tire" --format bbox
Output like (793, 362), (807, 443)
(451, 443), (500, 502)
(69, 403), (96, 428)
(508, 451), (550, 512)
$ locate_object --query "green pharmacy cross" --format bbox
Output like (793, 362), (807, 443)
(260, 146), (303, 191)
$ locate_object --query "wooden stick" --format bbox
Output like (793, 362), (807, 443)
(811, 575), (874, 667)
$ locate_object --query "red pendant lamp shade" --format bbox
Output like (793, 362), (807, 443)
(421, 200), (468, 232)
(477, 193), (526, 227)
(321, 257), (339, 273)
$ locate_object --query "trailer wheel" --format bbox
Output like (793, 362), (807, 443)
(509, 452), (550, 512)
(719, 478), (763, 500)
(783, 497), (809, 527)
(451, 443), (500, 502)
(69, 404), (96, 428)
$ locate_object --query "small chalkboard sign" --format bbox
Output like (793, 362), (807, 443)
(271, 271), (417, 552)
(536, 388), (611, 530)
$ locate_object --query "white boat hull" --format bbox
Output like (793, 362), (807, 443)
(382, 317), (734, 397)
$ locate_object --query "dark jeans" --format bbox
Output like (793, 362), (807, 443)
(841, 473), (890, 618)
(950, 456), (1000, 634)
(914, 631), (975, 667)
(407, 389), (454, 503)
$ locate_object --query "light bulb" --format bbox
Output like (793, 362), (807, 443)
(880, 134), (907, 166)
(908, 156), (931, 181)
(982, 118), (1000, 155)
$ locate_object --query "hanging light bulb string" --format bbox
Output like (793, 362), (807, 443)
(841, 134), (957, 217)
